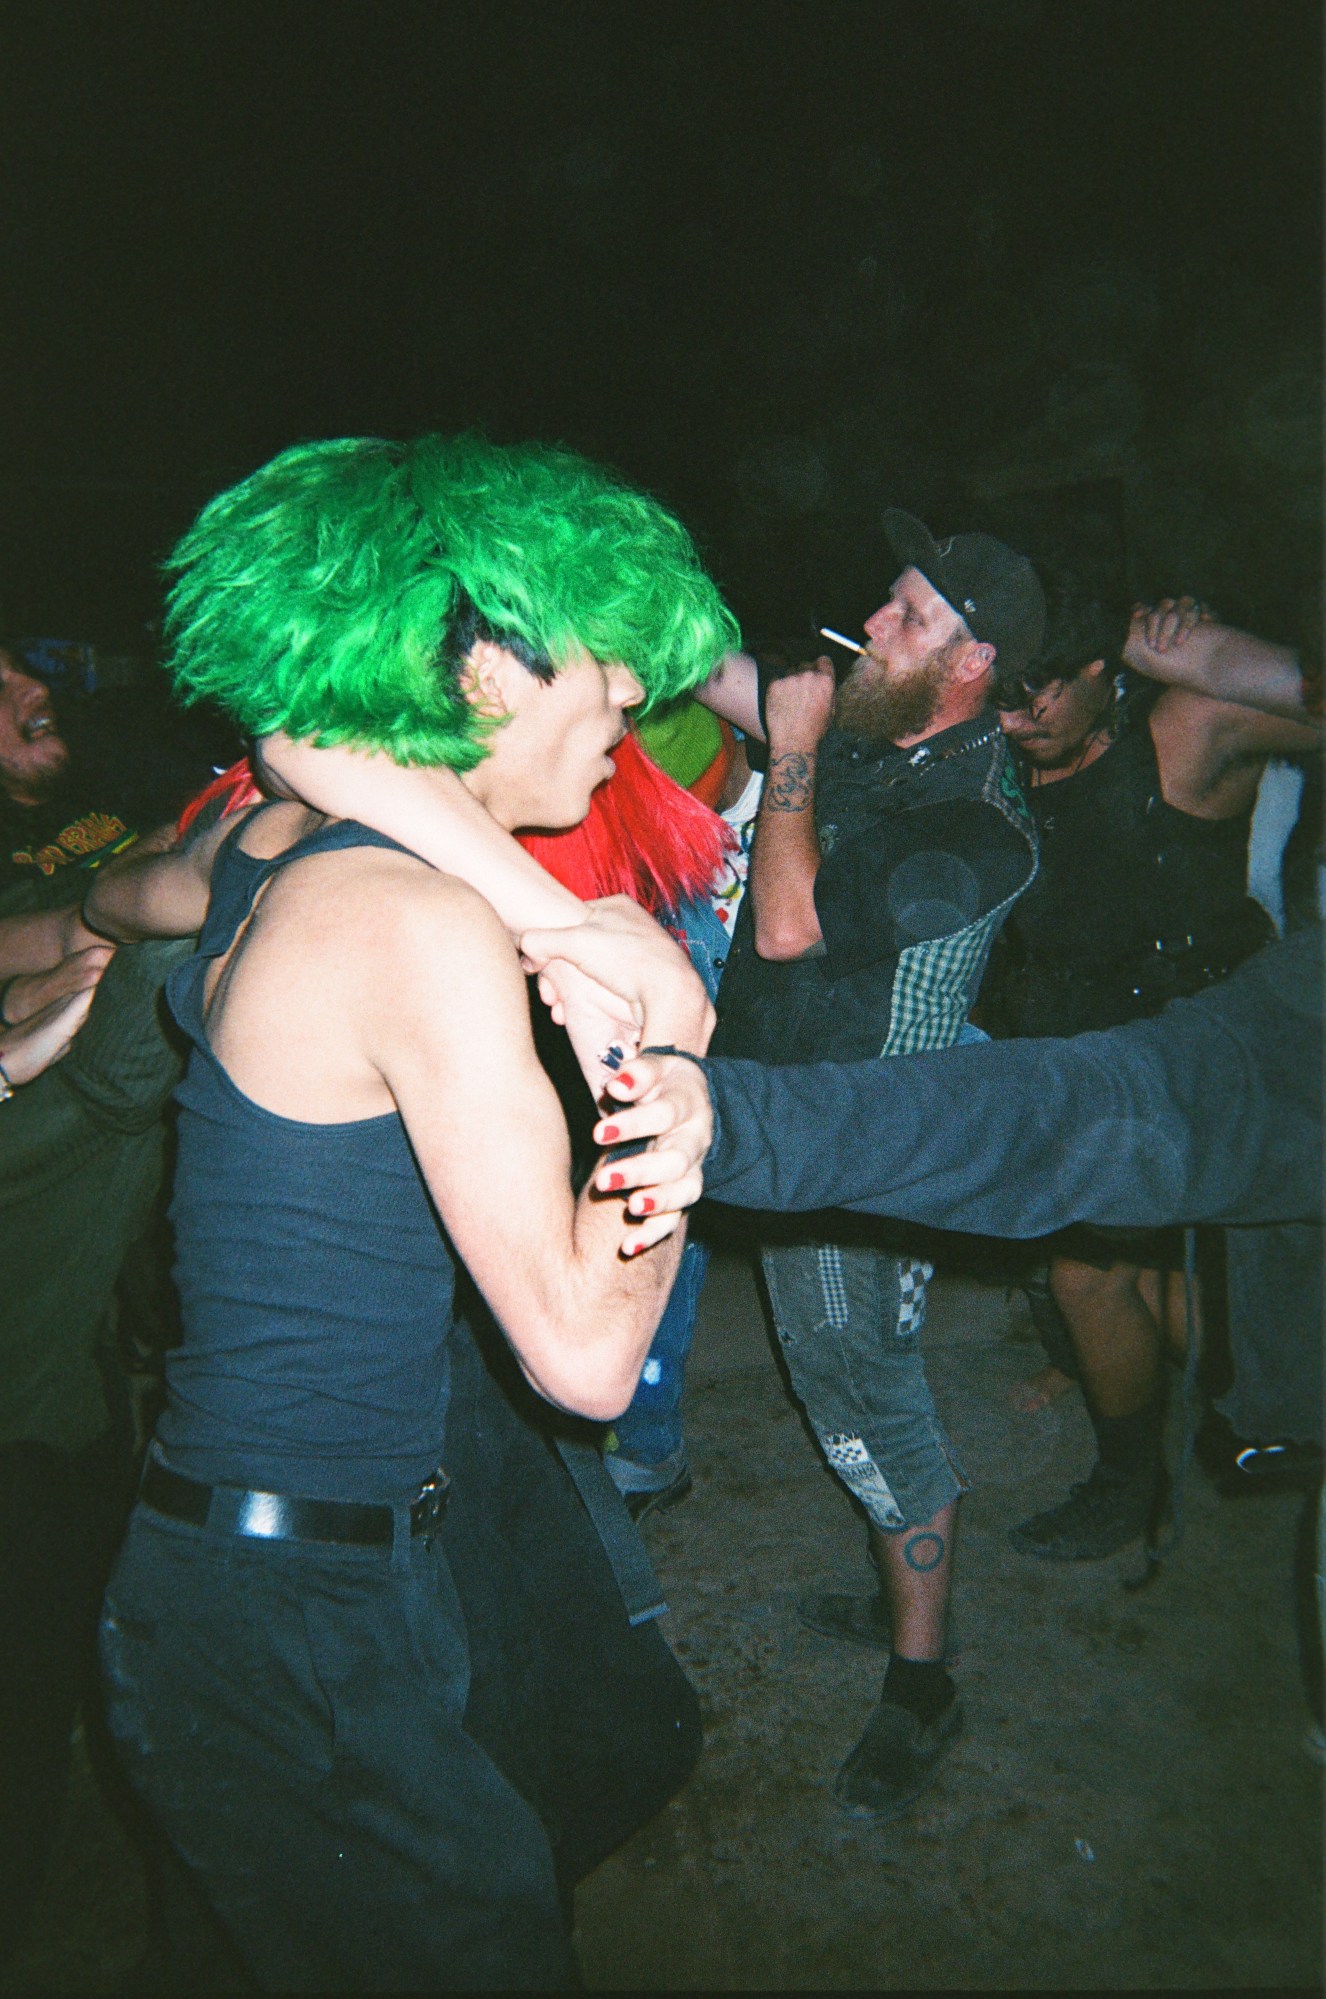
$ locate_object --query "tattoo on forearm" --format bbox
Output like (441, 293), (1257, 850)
(903, 1531), (945, 1573)
(766, 752), (815, 812)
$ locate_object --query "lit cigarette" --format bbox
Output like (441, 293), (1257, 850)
(818, 626), (867, 655)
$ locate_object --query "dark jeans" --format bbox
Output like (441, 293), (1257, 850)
(0, 1426), (135, 1967)
(101, 1316), (700, 1992)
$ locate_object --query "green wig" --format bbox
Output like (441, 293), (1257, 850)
(163, 434), (740, 769)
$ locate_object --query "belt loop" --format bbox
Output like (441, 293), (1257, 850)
(390, 1502), (413, 1572)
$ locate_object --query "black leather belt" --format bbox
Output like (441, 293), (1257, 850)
(139, 1459), (449, 1546)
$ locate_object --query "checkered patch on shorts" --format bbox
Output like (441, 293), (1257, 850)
(896, 1257), (934, 1339)
(821, 1433), (905, 1527)
(816, 1246), (850, 1329)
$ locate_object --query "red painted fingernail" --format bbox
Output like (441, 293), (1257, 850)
(639, 1197), (655, 1214)
(617, 1071), (635, 1089)
(599, 1124), (620, 1141)
(605, 1172), (625, 1191)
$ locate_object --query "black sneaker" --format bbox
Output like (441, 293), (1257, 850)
(798, 1589), (891, 1650)
(1008, 1460), (1169, 1562)
(833, 1693), (963, 1818)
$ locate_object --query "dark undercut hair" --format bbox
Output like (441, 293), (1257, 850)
(993, 570), (1131, 711)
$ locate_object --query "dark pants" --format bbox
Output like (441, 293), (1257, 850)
(101, 1316), (700, 1992)
(0, 1427), (134, 1967)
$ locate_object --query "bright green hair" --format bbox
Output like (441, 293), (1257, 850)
(163, 434), (740, 769)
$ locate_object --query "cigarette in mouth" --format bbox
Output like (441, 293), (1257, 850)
(818, 626), (867, 655)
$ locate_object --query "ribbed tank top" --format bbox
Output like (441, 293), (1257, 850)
(157, 813), (455, 1503)
(986, 691), (1272, 1036)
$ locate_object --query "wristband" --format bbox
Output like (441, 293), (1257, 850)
(639, 1044), (707, 1068)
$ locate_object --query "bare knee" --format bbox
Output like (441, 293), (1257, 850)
(1049, 1257), (1142, 1321)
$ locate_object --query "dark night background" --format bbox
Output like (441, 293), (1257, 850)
(1, 0), (1320, 666)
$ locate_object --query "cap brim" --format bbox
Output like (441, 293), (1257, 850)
(882, 508), (942, 583)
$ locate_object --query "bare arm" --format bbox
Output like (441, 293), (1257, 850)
(694, 651), (766, 740)
(81, 812), (248, 943)
(375, 878), (711, 1418)
(256, 732), (682, 1088)
(747, 659), (836, 960)
(256, 734), (587, 933)
(1125, 601), (1322, 741)
(0, 983), (99, 1087)
(0, 899), (104, 979)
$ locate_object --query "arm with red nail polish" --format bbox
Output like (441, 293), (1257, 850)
(374, 871), (689, 1421)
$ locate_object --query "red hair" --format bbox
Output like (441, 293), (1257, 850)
(175, 759), (261, 838)
(516, 730), (731, 913)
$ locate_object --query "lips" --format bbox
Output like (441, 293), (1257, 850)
(23, 714), (57, 742)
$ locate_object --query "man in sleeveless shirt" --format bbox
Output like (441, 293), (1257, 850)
(701, 511), (1043, 1818)
(983, 580), (1322, 1562)
(90, 435), (732, 1991)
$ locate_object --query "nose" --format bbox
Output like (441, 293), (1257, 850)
(863, 607), (889, 642)
(608, 664), (645, 709)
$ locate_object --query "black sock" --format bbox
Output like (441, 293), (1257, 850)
(1092, 1403), (1164, 1481)
(883, 1653), (954, 1725)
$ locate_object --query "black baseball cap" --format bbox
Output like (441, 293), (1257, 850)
(883, 509), (1046, 680)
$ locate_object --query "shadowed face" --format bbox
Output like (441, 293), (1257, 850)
(997, 659), (1111, 769)
(0, 653), (69, 804)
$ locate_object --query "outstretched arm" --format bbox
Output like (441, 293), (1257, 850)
(81, 811), (250, 943)
(690, 930), (1319, 1233)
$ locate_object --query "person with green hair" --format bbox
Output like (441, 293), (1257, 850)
(93, 433), (730, 1991)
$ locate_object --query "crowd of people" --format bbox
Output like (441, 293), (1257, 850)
(0, 432), (1320, 1989)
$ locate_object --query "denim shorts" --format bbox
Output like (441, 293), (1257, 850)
(762, 1242), (968, 1530)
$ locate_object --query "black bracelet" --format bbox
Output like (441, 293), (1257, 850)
(639, 1044), (708, 1069)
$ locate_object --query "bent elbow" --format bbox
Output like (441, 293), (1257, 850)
(754, 922), (824, 962)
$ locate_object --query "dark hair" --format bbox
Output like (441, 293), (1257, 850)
(993, 569), (1130, 710)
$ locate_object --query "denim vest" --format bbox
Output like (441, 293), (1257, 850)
(711, 715), (1037, 1068)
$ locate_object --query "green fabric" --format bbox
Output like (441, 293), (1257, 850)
(634, 700), (723, 790)
(0, 938), (192, 1448)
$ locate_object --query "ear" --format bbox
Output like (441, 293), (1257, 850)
(960, 638), (997, 685)
(1080, 657), (1108, 685)
(461, 638), (527, 719)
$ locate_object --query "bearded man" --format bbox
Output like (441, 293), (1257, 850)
(700, 510), (1042, 1818)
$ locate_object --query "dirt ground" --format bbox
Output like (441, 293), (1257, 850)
(5, 1254), (1322, 1993)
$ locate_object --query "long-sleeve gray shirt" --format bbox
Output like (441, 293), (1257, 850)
(702, 925), (1322, 1235)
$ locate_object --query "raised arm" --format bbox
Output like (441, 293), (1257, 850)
(256, 734), (587, 934)
(1125, 601), (1323, 740)
(693, 650), (766, 740)
(746, 659), (836, 959)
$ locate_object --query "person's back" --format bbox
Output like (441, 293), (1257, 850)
(160, 807), (459, 1500)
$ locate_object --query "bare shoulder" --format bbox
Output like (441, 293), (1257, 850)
(276, 839), (516, 977)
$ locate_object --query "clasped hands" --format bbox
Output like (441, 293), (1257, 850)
(520, 896), (716, 1257)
